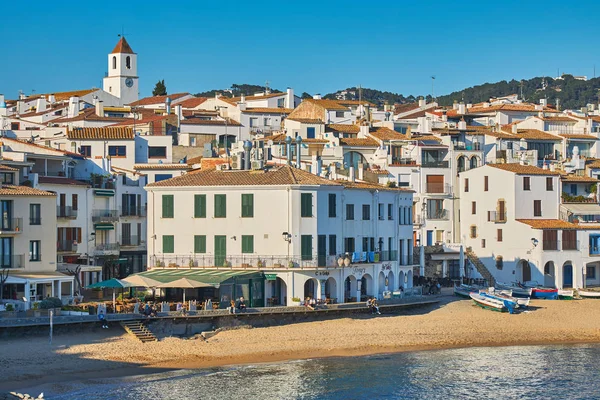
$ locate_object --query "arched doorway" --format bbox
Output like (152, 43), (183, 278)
(378, 271), (386, 296)
(271, 277), (287, 306)
(325, 277), (337, 302)
(304, 278), (318, 299)
(563, 262), (574, 288)
(361, 274), (373, 300)
(407, 270), (413, 288)
(469, 156), (479, 169)
(518, 260), (532, 283)
(399, 271), (405, 289)
(387, 271), (395, 292)
(457, 156), (467, 173)
(344, 275), (357, 302)
(543, 262), (555, 288)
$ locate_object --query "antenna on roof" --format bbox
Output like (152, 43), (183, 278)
(431, 76), (436, 101)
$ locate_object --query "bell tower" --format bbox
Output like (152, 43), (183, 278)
(103, 36), (139, 105)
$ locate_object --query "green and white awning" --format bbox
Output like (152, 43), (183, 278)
(136, 269), (263, 285)
(94, 189), (115, 197)
(94, 223), (114, 230)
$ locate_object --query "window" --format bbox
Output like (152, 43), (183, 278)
(543, 230), (558, 250)
(29, 204), (41, 225)
(464, 178), (469, 192)
(329, 235), (336, 256)
(301, 193), (312, 217)
(241, 235), (254, 253)
(362, 204), (370, 220)
(126, 56), (131, 69)
(472, 201), (476, 215)
(194, 194), (206, 218)
(546, 177), (553, 191)
(496, 256), (503, 270)
(362, 237), (369, 252)
(72, 194), (78, 211)
(562, 230), (577, 250)
(108, 146), (126, 157)
(587, 266), (596, 279)
(497, 229), (503, 242)
(523, 177), (531, 191)
(112, 56), (116, 69)
(80, 145), (91, 158)
(162, 235), (174, 253)
(29, 240), (41, 261)
(470, 225), (477, 238)
(162, 195), (174, 218)
(344, 237), (355, 253)
(335, 111), (344, 118)
(328, 194), (336, 218)
(388, 204), (393, 220)
(482, 239), (486, 248)
(0, 173), (14, 184)
(194, 235), (206, 253)
(301, 235), (312, 260)
(307, 127), (315, 139)
(534, 200), (542, 217)
(484, 176), (489, 191)
(378, 203), (384, 220)
(10, 122), (20, 131)
(241, 194), (254, 218)
(214, 194), (227, 218)
(346, 204), (354, 220)
(155, 174), (172, 182)
(148, 146), (167, 158)
(249, 117), (258, 127)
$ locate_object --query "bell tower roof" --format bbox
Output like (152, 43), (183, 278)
(111, 36), (135, 54)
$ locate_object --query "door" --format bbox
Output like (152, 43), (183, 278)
(426, 230), (433, 246)
(307, 127), (315, 139)
(214, 235), (227, 267)
(498, 200), (506, 220)
(317, 235), (327, 267)
(563, 264), (573, 288)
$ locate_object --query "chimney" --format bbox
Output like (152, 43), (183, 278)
(482, 102), (490, 108)
(312, 94), (322, 100)
(215, 92), (221, 100)
(543, 163), (548, 170)
(285, 88), (294, 109)
(165, 97), (172, 114)
(540, 98), (547, 107)
(95, 100), (104, 117)
(467, 103), (472, 109)
(549, 163), (556, 172)
(359, 124), (369, 138)
(458, 118), (467, 130)
(520, 152), (527, 166)
(512, 124), (518, 134)
(295, 135), (302, 168)
(441, 113), (448, 122)
(418, 97), (426, 108)
(349, 166), (355, 182)
(285, 136), (293, 165)
(48, 94), (56, 104)
(240, 94), (246, 103)
(243, 140), (252, 170)
(238, 94), (246, 111)
(175, 104), (183, 123)
(67, 96), (79, 118)
(556, 98), (561, 111)
(458, 102), (466, 115)
(453, 101), (459, 110)
(35, 98), (46, 113)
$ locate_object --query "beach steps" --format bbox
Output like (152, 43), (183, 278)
(466, 248), (496, 287)
(120, 320), (157, 343)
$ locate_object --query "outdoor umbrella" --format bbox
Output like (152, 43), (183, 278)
(87, 278), (133, 312)
(157, 278), (213, 303)
(122, 275), (162, 288)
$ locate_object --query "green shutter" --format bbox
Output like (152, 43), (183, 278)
(163, 235), (174, 253)
(214, 194), (226, 218)
(162, 195), (174, 218)
(301, 193), (312, 217)
(241, 194), (254, 218)
(242, 235), (254, 253)
(214, 235), (227, 266)
(194, 235), (206, 253)
(301, 235), (312, 260)
(194, 195), (206, 218)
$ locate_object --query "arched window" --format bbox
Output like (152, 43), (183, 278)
(126, 56), (131, 69)
(112, 56), (116, 69)
(343, 151), (367, 171)
(470, 156), (478, 169)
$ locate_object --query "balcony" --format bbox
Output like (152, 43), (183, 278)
(453, 142), (482, 151)
(57, 206), (78, 219)
(425, 183), (452, 195)
(120, 206), (146, 217)
(0, 218), (23, 234)
(426, 209), (449, 220)
(421, 160), (449, 168)
(413, 215), (423, 226)
(488, 211), (507, 223)
(391, 158), (417, 166)
(0, 254), (25, 269)
(121, 236), (142, 247)
(57, 240), (79, 253)
(399, 255), (415, 266)
(92, 209), (119, 222)
(94, 243), (120, 255)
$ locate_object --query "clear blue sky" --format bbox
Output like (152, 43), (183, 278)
(1, 1), (599, 100)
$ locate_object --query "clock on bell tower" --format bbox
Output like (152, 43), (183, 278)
(102, 36), (139, 105)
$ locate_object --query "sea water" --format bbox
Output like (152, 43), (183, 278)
(43, 344), (600, 399)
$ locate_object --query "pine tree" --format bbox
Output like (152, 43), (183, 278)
(152, 80), (167, 96)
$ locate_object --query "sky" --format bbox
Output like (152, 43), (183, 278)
(1, 0), (600, 100)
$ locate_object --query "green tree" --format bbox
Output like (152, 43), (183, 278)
(152, 80), (167, 96)
(301, 92), (313, 99)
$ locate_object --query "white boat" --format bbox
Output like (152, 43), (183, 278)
(578, 289), (600, 298)
(496, 281), (533, 298)
(470, 292), (507, 312)
(558, 289), (574, 299)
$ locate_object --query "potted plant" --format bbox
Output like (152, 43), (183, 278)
(223, 259), (229, 268)
(32, 301), (41, 317)
(291, 297), (302, 306)
(288, 260), (295, 268)
(188, 258), (195, 268)
(257, 259), (264, 268)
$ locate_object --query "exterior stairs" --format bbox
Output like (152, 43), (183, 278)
(121, 320), (158, 343)
(465, 248), (496, 287)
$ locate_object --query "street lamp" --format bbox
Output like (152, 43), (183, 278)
(282, 232), (292, 243)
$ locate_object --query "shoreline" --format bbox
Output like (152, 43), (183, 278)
(4, 297), (600, 394)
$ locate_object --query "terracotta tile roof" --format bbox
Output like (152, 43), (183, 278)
(133, 163), (192, 170)
(369, 169), (390, 175)
(176, 97), (207, 108)
(394, 103), (420, 115)
(591, 116), (600, 123)
(128, 93), (189, 107)
(338, 138), (379, 147)
(179, 118), (242, 127)
(559, 174), (598, 183)
(542, 116), (577, 122)
(0, 185), (55, 196)
(56, 108), (129, 123)
(414, 134), (443, 142)
(586, 159), (600, 169)
(484, 130), (518, 139)
(559, 134), (599, 140)
(487, 163), (560, 175)
(286, 117), (324, 124)
(325, 124), (360, 134)
(1, 137), (71, 156)
(336, 180), (413, 193)
(304, 99), (349, 111)
(18, 105), (67, 118)
(111, 37), (135, 54)
(397, 109), (435, 119)
(108, 114), (170, 127)
(267, 134), (328, 144)
(147, 164), (340, 188)
(500, 127), (561, 141)
(517, 219), (579, 230)
(48, 89), (96, 102)
(0, 165), (18, 171)
(38, 176), (89, 186)
(368, 127), (405, 141)
(182, 110), (218, 118)
(242, 107), (294, 114)
(230, 92), (286, 102)
(337, 100), (376, 107)
(67, 127), (134, 140)
(468, 104), (560, 114)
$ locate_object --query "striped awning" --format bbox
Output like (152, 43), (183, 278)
(94, 189), (115, 197)
(136, 268), (263, 285)
(94, 223), (114, 230)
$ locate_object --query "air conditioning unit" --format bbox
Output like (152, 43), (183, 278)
(231, 154), (243, 170)
(251, 160), (264, 170)
(217, 164), (229, 171)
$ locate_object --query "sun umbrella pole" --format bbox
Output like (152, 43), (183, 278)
(113, 289), (116, 313)
(183, 289), (186, 304)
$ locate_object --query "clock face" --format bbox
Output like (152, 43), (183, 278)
(125, 78), (134, 88)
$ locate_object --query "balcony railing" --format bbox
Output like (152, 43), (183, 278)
(92, 209), (119, 222)
(0, 218), (23, 234)
(421, 160), (449, 168)
(94, 243), (120, 254)
(0, 254), (25, 268)
(120, 206), (146, 217)
(426, 183), (451, 195)
(57, 240), (79, 252)
(426, 209), (449, 220)
(391, 158), (417, 166)
(380, 250), (398, 262)
(57, 206), (78, 219)
(413, 215), (423, 225)
(488, 211), (507, 223)
(121, 236), (142, 247)
(399, 255), (414, 266)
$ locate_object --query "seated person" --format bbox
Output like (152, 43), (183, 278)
(371, 297), (381, 315)
(237, 296), (247, 312)
(304, 297), (315, 310)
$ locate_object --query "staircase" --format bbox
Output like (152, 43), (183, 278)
(465, 248), (496, 287)
(121, 320), (157, 343)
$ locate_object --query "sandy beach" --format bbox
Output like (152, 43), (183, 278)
(3, 295), (600, 393)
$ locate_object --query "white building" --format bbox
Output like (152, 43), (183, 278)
(103, 37), (139, 106)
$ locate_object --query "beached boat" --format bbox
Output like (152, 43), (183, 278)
(558, 289), (574, 300)
(531, 287), (559, 300)
(496, 282), (532, 298)
(470, 292), (508, 313)
(478, 292), (518, 313)
(578, 289), (600, 299)
(488, 290), (530, 308)
(454, 284), (481, 298)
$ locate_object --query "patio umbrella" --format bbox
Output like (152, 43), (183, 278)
(87, 278), (133, 311)
(122, 275), (162, 288)
(157, 278), (213, 303)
